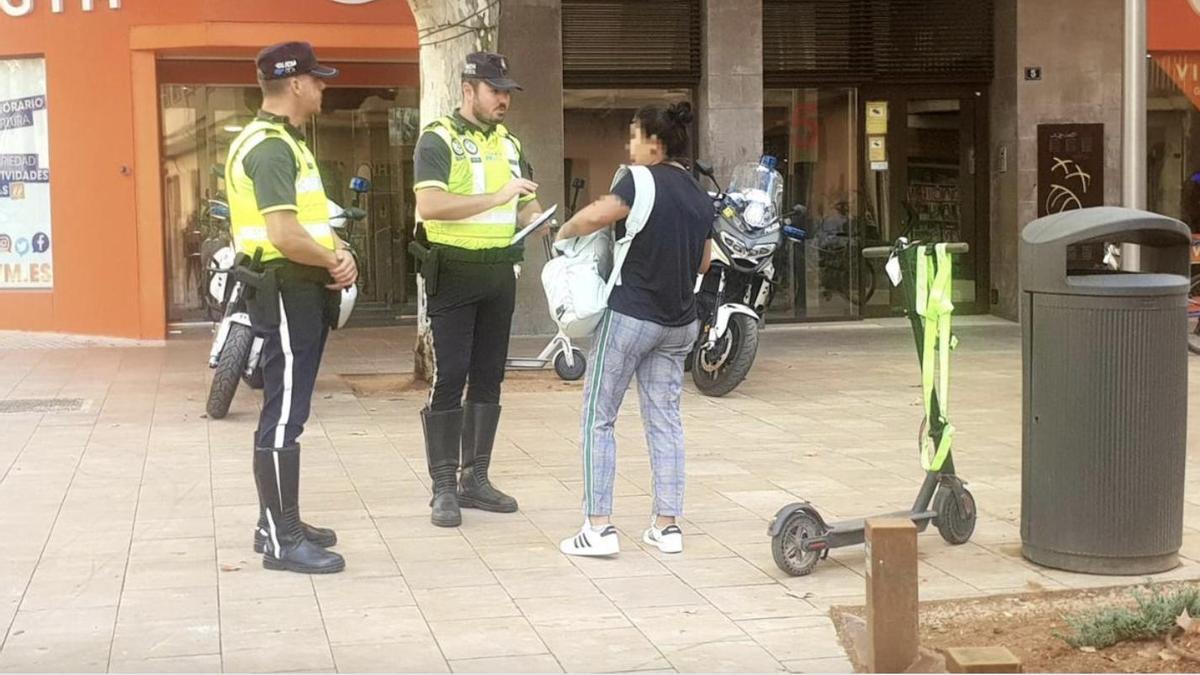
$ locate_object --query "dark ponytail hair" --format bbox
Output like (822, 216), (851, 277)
(633, 102), (694, 159)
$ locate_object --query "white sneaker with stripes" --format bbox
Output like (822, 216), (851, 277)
(642, 523), (683, 554)
(560, 524), (620, 557)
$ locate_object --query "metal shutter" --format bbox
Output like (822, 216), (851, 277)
(764, 0), (994, 86)
(562, 0), (702, 87)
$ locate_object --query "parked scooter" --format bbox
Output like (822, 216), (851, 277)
(689, 156), (804, 397)
(506, 177), (589, 381)
(205, 179), (370, 419)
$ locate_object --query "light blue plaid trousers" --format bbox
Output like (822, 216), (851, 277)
(579, 309), (699, 517)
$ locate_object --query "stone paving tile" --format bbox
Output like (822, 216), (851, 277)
(109, 617), (221, 663)
(698, 584), (823, 621)
(427, 616), (547, 661)
(107, 654), (224, 673)
(321, 606), (431, 646)
(781, 656), (856, 673)
(594, 575), (704, 609)
(222, 630), (334, 673)
(661, 639), (786, 673)
(311, 575), (416, 613)
(448, 653), (563, 673)
(412, 585), (521, 622)
(330, 640), (449, 673)
(537, 626), (670, 673)
(738, 616), (848, 662)
(515, 594), (632, 632)
(623, 604), (748, 648)
(494, 566), (597, 600)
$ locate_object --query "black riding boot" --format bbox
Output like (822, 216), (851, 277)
(253, 444), (336, 553)
(422, 407), (463, 527)
(254, 445), (345, 574)
(457, 402), (518, 513)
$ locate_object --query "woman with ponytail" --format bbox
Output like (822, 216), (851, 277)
(554, 102), (715, 557)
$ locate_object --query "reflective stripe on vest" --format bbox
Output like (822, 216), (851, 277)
(225, 119), (335, 262)
(420, 117), (523, 250)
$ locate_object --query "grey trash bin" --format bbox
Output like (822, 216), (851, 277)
(1020, 206), (1191, 575)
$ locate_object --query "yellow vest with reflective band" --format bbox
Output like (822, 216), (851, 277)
(225, 118), (335, 263)
(418, 116), (525, 250)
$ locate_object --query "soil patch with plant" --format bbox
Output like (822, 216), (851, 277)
(833, 582), (1200, 673)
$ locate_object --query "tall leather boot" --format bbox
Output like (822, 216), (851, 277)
(422, 407), (463, 527)
(253, 443), (337, 553)
(458, 402), (518, 513)
(254, 445), (345, 574)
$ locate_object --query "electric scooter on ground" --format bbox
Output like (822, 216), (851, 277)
(767, 239), (978, 576)
(505, 178), (589, 381)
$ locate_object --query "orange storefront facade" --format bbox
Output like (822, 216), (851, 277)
(0, 0), (418, 339)
(1149, 0), (1200, 231)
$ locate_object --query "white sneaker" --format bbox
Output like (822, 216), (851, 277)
(560, 524), (620, 557)
(643, 523), (683, 553)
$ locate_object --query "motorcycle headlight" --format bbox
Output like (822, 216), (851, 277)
(750, 242), (777, 257)
(743, 201), (766, 229)
(719, 231), (750, 256)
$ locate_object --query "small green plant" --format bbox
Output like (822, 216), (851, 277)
(1056, 585), (1200, 649)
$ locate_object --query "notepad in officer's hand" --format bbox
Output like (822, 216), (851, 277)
(510, 204), (558, 246)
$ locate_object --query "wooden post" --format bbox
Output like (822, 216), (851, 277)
(865, 518), (919, 673)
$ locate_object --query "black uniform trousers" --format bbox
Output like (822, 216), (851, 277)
(255, 275), (330, 449)
(426, 258), (517, 411)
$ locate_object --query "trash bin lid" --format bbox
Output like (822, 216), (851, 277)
(1021, 207), (1192, 295)
(1065, 273), (1189, 296)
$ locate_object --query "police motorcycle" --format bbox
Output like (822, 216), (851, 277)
(204, 178), (370, 420)
(689, 156), (805, 397)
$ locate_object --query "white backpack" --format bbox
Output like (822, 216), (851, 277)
(541, 165), (655, 338)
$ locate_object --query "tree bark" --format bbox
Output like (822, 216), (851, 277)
(406, 0), (498, 383)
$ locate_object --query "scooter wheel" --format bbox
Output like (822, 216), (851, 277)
(554, 348), (587, 381)
(934, 484), (977, 545)
(771, 511), (824, 577)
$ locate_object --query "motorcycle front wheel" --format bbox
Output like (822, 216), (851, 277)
(207, 322), (254, 419)
(692, 313), (759, 397)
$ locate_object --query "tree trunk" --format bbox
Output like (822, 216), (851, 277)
(406, 0), (499, 383)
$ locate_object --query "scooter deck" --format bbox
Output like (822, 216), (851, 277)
(506, 357), (549, 369)
(823, 509), (938, 548)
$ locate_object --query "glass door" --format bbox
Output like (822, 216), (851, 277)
(859, 89), (989, 316)
(160, 84), (420, 323)
(308, 87), (421, 318)
(763, 87), (864, 321)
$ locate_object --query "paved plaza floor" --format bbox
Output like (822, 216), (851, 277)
(0, 318), (1197, 673)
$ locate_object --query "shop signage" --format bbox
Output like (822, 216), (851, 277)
(1037, 123), (1104, 218)
(1, 0), (120, 18)
(0, 58), (53, 289)
(1154, 53), (1200, 111)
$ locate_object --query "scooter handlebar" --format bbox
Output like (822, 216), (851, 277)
(862, 242), (970, 259)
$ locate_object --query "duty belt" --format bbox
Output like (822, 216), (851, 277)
(407, 242), (523, 296)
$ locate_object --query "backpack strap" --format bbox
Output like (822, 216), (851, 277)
(605, 164), (655, 294)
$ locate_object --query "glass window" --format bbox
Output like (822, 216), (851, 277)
(563, 89), (693, 214)
(1149, 54), (1200, 234)
(160, 83), (419, 323)
(763, 87), (861, 320)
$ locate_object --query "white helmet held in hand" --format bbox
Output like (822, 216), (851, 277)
(336, 283), (358, 330)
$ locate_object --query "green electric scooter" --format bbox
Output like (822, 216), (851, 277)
(768, 239), (978, 576)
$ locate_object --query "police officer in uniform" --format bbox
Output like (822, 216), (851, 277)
(412, 52), (542, 527)
(226, 42), (357, 573)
